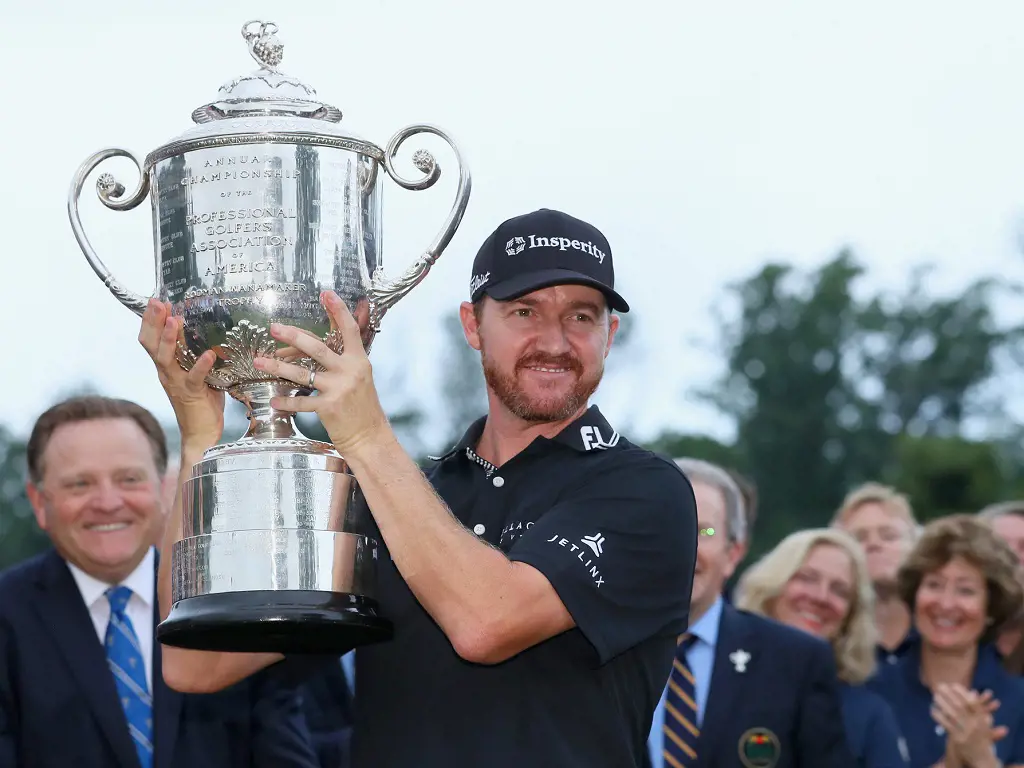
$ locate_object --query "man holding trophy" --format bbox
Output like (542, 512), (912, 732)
(140, 207), (697, 767)
(67, 20), (697, 767)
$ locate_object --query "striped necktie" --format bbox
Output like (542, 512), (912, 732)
(105, 586), (153, 768)
(663, 632), (699, 768)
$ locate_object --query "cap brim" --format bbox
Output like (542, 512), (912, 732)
(482, 268), (630, 312)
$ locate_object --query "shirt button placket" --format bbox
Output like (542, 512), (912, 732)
(472, 475), (504, 541)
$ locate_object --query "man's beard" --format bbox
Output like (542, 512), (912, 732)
(481, 346), (603, 423)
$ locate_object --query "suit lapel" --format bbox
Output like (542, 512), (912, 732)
(698, 604), (749, 764)
(151, 552), (182, 768)
(32, 550), (140, 768)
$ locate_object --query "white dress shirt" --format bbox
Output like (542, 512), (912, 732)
(341, 650), (356, 695)
(67, 546), (156, 692)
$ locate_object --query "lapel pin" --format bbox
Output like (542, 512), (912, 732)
(730, 649), (751, 673)
(739, 727), (780, 768)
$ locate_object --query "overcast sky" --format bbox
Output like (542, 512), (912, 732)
(6, 1), (1024, 448)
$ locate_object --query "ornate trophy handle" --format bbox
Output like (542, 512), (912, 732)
(369, 124), (472, 331)
(67, 148), (152, 317)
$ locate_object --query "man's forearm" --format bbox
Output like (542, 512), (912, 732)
(157, 443), (206, 623)
(158, 440), (283, 692)
(345, 429), (529, 659)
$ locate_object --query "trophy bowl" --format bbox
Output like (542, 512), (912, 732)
(67, 20), (471, 653)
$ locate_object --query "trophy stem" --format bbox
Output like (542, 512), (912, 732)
(231, 380), (309, 442)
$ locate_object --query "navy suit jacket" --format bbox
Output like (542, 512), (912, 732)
(647, 605), (856, 768)
(299, 659), (354, 768)
(838, 683), (908, 767)
(0, 549), (321, 768)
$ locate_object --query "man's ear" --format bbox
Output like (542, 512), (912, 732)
(460, 300), (483, 351)
(605, 312), (619, 358)
(723, 539), (748, 582)
(26, 481), (48, 531)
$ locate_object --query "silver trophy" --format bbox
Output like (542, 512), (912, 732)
(67, 20), (471, 653)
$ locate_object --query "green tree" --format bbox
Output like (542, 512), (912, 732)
(689, 250), (1023, 546)
(856, 267), (1022, 438)
(643, 432), (740, 469)
(890, 434), (1007, 521)
(701, 251), (871, 544)
(0, 426), (48, 570)
(434, 310), (488, 453)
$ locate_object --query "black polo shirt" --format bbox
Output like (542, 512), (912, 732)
(349, 406), (697, 768)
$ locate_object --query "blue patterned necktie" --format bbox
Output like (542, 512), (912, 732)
(663, 632), (699, 768)
(105, 586), (153, 768)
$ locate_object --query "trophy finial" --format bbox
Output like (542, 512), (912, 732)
(242, 20), (283, 71)
(190, 19), (343, 124)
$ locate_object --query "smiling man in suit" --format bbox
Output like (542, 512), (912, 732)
(646, 458), (855, 768)
(0, 395), (322, 768)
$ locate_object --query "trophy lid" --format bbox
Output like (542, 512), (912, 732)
(144, 20), (384, 168)
(192, 21), (343, 124)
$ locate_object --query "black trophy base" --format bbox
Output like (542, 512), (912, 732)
(156, 590), (394, 654)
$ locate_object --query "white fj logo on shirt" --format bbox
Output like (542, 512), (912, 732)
(580, 425), (619, 451)
(581, 533), (605, 557)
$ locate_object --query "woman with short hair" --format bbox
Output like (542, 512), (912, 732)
(868, 514), (1024, 768)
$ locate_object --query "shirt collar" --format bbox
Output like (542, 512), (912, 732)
(429, 406), (620, 463)
(972, 643), (1010, 691)
(688, 595), (724, 649)
(881, 626), (920, 658)
(899, 639), (1008, 694)
(66, 546), (155, 610)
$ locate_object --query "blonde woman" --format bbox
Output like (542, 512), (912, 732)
(866, 515), (1024, 768)
(737, 528), (908, 767)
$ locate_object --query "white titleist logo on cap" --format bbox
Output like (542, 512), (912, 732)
(469, 272), (490, 293)
(505, 235), (606, 264)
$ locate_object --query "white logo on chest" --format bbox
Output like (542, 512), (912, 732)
(729, 649), (751, 673)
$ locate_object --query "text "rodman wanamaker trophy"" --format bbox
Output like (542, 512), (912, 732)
(67, 20), (472, 653)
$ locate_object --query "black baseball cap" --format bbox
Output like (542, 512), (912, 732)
(468, 209), (629, 312)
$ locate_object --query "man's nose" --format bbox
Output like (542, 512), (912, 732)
(533, 319), (571, 354)
(91, 482), (124, 512)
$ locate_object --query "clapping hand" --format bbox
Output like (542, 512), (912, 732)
(931, 684), (1005, 768)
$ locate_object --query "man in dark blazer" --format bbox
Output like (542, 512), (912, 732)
(300, 657), (356, 767)
(646, 458), (854, 768)
(0, 395), (322, 768)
